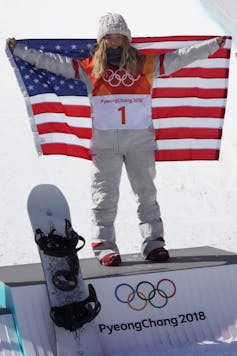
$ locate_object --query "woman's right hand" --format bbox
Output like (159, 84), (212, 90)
(7, 37), (17, 52)
(216, 36), (226, 48)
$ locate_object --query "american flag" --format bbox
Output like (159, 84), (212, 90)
(7, 36), (231, 161)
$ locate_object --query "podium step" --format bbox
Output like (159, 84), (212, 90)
(0, 246), (237, 355)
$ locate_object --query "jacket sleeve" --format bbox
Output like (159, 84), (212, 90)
(13, 43), (76, 79)
(157, 38), (220, 77)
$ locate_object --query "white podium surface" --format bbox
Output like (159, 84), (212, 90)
(0, 246), (237, 355)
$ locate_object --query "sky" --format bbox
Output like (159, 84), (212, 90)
(1, 1), (237, 355)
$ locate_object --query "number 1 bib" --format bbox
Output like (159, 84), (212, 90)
(92, 94), (152, 130)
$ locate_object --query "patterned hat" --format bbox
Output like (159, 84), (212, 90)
(97, 13), (132, 43)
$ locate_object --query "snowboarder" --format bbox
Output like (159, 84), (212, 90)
(8, 13), (226, 266)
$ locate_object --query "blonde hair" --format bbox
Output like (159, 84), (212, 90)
(92, 37), (144, 78)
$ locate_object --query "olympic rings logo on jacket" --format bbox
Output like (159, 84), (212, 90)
(114, 278), (176, 311)
(103, 69), (141, 87)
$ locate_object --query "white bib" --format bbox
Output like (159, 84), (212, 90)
(91, 94), (152, 130)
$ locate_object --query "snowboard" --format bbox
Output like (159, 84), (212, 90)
(27, 184), (103, 356)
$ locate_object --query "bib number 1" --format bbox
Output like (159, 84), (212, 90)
(118, 106), (126, 125)
(92, 95), (151, 129)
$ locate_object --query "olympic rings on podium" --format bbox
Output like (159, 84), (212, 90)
(114, 278), (176, 311)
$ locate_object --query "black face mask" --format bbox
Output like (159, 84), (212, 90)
(106, 47), (122, 66)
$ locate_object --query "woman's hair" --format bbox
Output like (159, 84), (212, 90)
(92, 36), (144, 78)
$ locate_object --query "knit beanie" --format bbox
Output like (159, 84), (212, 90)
(97, 13), (132, 43)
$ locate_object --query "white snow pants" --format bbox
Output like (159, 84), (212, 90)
(91, 151), (164, 259)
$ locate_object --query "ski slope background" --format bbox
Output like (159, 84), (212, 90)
(1, 1), (237, 354)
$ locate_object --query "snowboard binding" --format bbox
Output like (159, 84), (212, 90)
(50, 283), (101, 331)
(35, 219), (84, 291)
(35, 219), (85, 257)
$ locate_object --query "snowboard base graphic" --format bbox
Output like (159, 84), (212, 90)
(27, 184), (103, 355)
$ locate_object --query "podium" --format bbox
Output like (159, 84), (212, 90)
(0, 246), (237, 355)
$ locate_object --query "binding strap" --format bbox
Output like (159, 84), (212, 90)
(35, 219), (85, 257)
(50, 284), (101, 331)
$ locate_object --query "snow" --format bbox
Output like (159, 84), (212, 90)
(1, 0), (237, 354)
